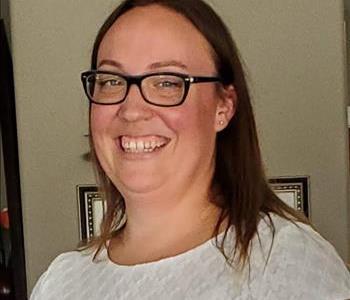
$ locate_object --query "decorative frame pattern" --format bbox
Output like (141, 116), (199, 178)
(77, 185), (105, 240)
(269, 176), (310, 217)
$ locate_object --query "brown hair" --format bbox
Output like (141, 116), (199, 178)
(85, 0), (308, 267)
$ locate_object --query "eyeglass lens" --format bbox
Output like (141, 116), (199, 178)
(87, 73), (186, 105)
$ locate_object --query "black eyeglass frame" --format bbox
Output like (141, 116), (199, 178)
(81, 70), (222, 107)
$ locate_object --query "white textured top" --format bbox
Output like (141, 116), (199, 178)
(30, 214), (350, 300)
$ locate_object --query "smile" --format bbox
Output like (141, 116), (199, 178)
(120, 135), (170, 153)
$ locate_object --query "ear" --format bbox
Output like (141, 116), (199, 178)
(214, 84), (237, 132)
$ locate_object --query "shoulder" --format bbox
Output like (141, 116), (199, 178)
(48, 250), (87, 267)
(249, 214), (350, 299)
(261, 214), (346, 267)
(44, 249), (98, 275)
(30, 249), (103, 300)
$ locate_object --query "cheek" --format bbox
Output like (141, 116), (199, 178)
(90, 105), (117, 165)
(90, 106), (119, 176)
(90, 105), (114, 135)
(164, 89), (218, 143)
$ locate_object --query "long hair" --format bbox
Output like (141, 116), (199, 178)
(85, 0), (308, 267)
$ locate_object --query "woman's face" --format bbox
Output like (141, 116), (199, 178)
(91, 5), (234, 196)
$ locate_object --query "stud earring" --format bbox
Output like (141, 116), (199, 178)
(219, 120), (224, 125)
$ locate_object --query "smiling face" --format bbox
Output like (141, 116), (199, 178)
(91, 5), (234, 198)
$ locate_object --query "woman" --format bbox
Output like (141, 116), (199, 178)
(31, 0), (350, 299)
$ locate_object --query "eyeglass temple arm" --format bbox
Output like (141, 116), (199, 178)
(189, 76), (221, 83)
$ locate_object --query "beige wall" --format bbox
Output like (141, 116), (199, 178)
(9, 0), (349, 295)
(213, 0), (349, 258)
(345, 0), (350, 105)
(10, 0), (118, 293)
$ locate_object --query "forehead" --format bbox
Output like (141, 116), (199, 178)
(97, 5), (216, 74)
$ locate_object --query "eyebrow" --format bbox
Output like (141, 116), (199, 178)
(97, 59), (124, 70)
(97, 59), (188, 71)
(148, 60), (188, 70)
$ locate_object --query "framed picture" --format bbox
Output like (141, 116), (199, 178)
(77, 185), (105, 240)
(269, 176), (309, 217)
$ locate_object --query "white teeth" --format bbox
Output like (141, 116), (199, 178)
(130, 141), (136, 151)
(137, 141), (144, 151)
(120, 136), (168, 153)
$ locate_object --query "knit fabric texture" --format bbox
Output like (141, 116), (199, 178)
(30, 214), (350, 300)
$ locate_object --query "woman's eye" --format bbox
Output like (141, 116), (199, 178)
(100, 79), (122, 87)
(157, 80), (181, 89)
(160, 81), (175, 87)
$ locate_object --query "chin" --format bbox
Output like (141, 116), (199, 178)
(113, 175), (164, 196)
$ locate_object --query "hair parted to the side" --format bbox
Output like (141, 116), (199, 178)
(84, 0), (308, 267)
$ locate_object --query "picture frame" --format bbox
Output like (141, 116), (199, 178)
(269, 176), (310, 217)
(77, 185), (105, 240)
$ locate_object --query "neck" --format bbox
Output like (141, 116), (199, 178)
(125, 189), (219, 241)
(108, 178), (225, 265)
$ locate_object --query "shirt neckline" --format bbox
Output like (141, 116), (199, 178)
(104, 227), (233, 269)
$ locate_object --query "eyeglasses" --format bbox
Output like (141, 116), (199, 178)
(81, 70), (222, 107)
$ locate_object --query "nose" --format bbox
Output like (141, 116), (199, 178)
(117, 84), (154, 122)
